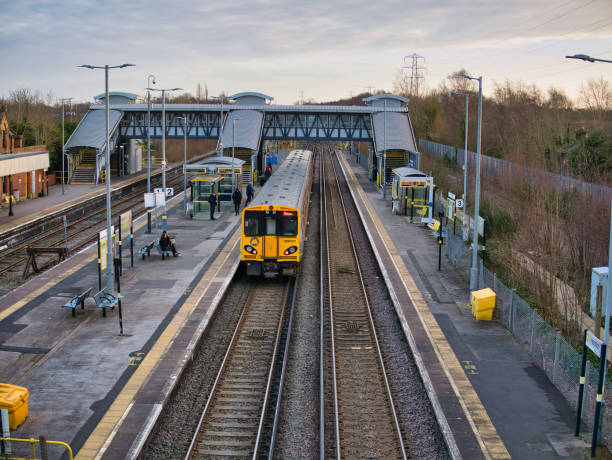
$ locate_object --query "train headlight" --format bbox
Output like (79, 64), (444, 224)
(244, 245), (258, 254)
(283, 246), (297, 255)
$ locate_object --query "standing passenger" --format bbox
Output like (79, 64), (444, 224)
(245, 183), (255, 206)
(265, 164), (272, 180)
(232, 188), (242, 216)
(208, 191), (217, 220)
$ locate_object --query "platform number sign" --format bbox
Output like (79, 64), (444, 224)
(456, 199), (464, 209)
(154, 187), (174, 197)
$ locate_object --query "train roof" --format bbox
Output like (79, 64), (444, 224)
(249, 149), (313, 210)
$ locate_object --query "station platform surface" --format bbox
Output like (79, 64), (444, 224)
(337, 151), (590, 459)
(0, 187), (242, 458)
(0, 170), (159, 234)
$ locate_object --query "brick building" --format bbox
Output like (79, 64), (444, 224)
(0, 107), (50, 205)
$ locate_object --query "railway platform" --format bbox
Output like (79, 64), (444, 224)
(336, 151), (590, 459)
(0, 186), (243, 458)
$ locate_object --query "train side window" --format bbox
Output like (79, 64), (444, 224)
(280, 211), (298, 236)
(265, 213), (277, 235)
(244, 211), (261, 236)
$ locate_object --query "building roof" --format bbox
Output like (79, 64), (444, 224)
(64, 108), (123, 151)
(0, 150), (49, 176)
(371, 112), (417, 153)
(392, 167), (428, 178)
(228, 92), (273, 103)
(363, 94), (410, 108)
(94, 92), (138, 103)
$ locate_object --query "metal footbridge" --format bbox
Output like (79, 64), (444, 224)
(64, 91), (419, 183)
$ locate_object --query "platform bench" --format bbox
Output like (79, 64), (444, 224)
(63, 288), (92, 317)
(93, 288), (118, 317)
(156, 240), (173, 260)
(138, 241), (155, 260)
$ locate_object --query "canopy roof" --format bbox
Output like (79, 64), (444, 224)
(64, 109), (123, 151)
(371, 112), (417, 153)
(220, 110), (264, 150)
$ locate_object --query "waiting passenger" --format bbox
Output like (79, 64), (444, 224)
(160, 230), (180, 257)
(265, 164), (272, 180)
(208, 191), (217, 220)
(245, 183), (255, 205)
(232, 188), (242, 216)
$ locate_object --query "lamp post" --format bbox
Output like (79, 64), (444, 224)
(451, 90), (469, 238)
(211, 94), (224, 152)
(147, 87), (182, 231)
(176, 116), (188, 212)
(146, 75), (156, 233)
(382, 99), (387, 199)
(59, 97), (72, 195)
(567, 52), (611, 446)
(566, 53), (612, 64)
(79, 63), (135, 295)
(232, 118), (242, 193)
(458, 73), (483, 292)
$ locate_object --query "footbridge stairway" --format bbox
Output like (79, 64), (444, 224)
(71, 152), (97, 184)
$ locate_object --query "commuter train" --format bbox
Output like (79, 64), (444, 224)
(241, 149), (314, 277)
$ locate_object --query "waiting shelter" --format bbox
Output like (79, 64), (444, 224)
(185, 156), (245, 218)
(391, 167), (434, 224)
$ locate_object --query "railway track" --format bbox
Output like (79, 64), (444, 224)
(320, 148), (407, 459)
(0, 169), (184, 296)
(185, 278), (296, 459)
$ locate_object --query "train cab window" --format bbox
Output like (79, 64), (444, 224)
(265, 213), (277, 235)
(244, 211), (261, 236)
(280, 211), (298, 236)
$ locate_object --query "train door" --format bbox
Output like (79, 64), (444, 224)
(263, 211), (278, 258)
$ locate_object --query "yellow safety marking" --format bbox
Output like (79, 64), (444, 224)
(337, 153), (510, 459)
(77, 230), (241, 459)
(0, 197), (182, 323)
(597, 394), (603, 402)
(162, 215), (167, 219)
(580, 376), (585, 384)
(462, 360), (479, 375)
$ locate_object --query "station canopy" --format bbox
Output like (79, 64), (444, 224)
(219, 110), (264, 151)
(64, 108), (123, 151)
(371, 111), (417, 153)
(185, 156), (246, 173)
(0, 150), (49, 176)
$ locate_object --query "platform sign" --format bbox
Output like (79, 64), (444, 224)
(155, 191), (166, 207)
(98, 226), (116, 271)
(154, 187), (174, 197)
(144, 192), (155, 208)
(477, 216), (485, 237)
(456, 198), (464, 209)
(586, 330), (604, 357)
(120, 211), (132, 242)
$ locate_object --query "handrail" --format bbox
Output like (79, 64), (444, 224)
(0, 437), (73, 460)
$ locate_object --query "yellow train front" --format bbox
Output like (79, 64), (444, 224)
(241, 149), (313, 277)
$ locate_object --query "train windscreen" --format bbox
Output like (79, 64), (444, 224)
(244, 210), (298, 237)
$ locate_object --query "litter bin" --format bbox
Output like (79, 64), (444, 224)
(471, 288), (496, 321)
(0, 383), (29, 430)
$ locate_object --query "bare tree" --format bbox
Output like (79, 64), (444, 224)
(579, 76), (612, 120)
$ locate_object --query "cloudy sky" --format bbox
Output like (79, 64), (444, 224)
(1, 0), (611, 105)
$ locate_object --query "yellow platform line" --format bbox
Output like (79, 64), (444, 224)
(0, 197), (182, 322)
(76, 230), (240, 460)
(337, 152), (510, 459)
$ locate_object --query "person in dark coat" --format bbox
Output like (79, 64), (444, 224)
(245, 183), (255, 205)
(265, 164), (272, 180)
(208, 191), (217, 220)
(232, 188), (242, 216)
(160, 230), (179, 257)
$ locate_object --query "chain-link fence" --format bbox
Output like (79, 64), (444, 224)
(438, 215), (612, 447)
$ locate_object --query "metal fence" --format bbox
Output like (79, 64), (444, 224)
(419, 139), (612, 203)
(437, 208), (612, 447)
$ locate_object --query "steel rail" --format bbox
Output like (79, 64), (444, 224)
(184, 280), (291, 460)
(330, 149), (407, 459)
(322, 147), (342, 459)
(318, 150), (326, 459)
(264, 275), (299, 459)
